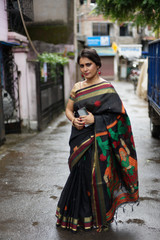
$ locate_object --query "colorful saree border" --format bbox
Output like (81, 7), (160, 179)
(56, 207), (93, 231)
(106, 191), (139, 221)
(69, 136), (94, 169)
(75, 87), (115, 103)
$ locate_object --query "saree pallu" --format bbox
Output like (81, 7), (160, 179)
(56, 82), (139, 232)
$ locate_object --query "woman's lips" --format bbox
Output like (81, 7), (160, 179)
(84, 72), (89, 76)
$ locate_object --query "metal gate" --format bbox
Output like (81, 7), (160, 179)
(0, 84), (5, 145)
(2, 46), (21, 134)
(0, 46), (5, 145)
(36, 62), (64, 130)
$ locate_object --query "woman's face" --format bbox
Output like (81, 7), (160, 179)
(79, 57), (98, 80)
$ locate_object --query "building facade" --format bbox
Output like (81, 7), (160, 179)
(0, 0), (76, 142)
(27, 0), (75, 45)
(76, 0), (155, 80)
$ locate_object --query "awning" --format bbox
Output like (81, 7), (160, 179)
(0, 41), (20, 47)
(93, 47), (115, 56)
(119, 44), (142, 59)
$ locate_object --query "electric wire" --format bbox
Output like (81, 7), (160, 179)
(17, 0), (39, 56)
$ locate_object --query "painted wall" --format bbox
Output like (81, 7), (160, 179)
(28, 0), (74, 45)
(0, 0), (8, 41)
(64, 58), (76, 106)
(33, 0), (67, 23)
(13, 49), (38, 130)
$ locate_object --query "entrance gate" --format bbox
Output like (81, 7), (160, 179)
(2, 46), (21, 134)
(36, 62), (64, 130)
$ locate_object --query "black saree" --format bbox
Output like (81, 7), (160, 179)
(56, 81), (139, 232)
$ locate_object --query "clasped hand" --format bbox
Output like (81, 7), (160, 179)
(73, 111), (94, 130)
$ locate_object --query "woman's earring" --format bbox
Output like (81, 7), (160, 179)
(81, 74), (85, 79)
(97, 68), (101, 75)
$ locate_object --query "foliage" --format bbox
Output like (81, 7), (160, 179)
(38, 52), (69, 65)
(38, 53), (68, 83)
(95, 0), (160, 30)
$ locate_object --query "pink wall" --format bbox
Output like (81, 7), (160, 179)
(0, 0), (8, 41)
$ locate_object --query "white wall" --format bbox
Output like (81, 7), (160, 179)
(26, 61), (38, 129)
(13, 49), (38, 130)
(0, 0), (8, 41)
(33, 0), (67, 23)
(64, 59), (76, 106)
(14, 51), (38, 130)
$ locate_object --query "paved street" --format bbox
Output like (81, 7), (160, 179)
(0, 81), (160, 240)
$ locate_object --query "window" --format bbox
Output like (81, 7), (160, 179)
(120, 24), (132, 36)
(93, 23), (110, 36)
(79, 0), (87, 4)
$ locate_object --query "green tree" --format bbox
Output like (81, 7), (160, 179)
(95, 0), (160, 30)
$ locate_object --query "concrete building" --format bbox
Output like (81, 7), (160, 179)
(76, 0), (155, 80)
(0, 0), (76, 139)
(27, 0), (75, 45)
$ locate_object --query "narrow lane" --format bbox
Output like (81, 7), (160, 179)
(0, 81), (160, 240)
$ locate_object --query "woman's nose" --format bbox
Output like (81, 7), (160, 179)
(84, 66), (88, 71)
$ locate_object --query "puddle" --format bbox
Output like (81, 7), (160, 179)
(54, 185), (63, 190)
(0, 219), (15, 231)
(0, 151), (24, 176)
(126, 219), (145, 225)
(140, 196), (160, 202)
(131, 104), (147, 108)
(57, 120), (69, 128)
(149, 190), (159, 195)
(50, 129), (60, 134)
(32, 222), (39, 226)
(148, 158), (160, 164)
(152, 178), (160, 183)
(50, 195), (58, 200)
(118, 220), (123, 224)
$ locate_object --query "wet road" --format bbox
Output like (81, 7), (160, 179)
(0, 81), (160, 240)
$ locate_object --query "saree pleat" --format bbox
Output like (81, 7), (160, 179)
(56, 147), (94, 231)
(56, 82), (139, 232)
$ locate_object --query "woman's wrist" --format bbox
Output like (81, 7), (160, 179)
(71, 117), (75, 126)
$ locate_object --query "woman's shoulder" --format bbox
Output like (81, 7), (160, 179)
(70, 82), (82, 100)
(72, 81), (83, 92)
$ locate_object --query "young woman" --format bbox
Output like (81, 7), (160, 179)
(56, 48), (139, 232)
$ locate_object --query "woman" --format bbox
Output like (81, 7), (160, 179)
(56, 48), (139, 232)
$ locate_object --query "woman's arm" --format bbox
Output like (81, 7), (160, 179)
(65, 99), (84, 130)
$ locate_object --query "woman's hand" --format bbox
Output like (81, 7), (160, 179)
(80, 111), (94, 126)
(72, 117), (85, 130)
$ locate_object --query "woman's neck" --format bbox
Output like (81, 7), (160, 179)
(84, 75), (102, 85)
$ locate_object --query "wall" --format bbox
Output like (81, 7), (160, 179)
(13, 49), (38, 131)
(28, 0), (74, 45)
(33, 0), (67, 23)
(0, 0), (8, 41)
(64, 59), (76, 106)
(11, 30), (38, 131)
(26, 61), (38, 130)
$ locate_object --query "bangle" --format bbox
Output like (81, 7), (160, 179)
(72, 118), (75, 126)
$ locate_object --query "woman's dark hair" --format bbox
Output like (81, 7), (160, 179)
(77, 48), (102, 68)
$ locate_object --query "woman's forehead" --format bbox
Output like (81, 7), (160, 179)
(79, 57), (93, 64)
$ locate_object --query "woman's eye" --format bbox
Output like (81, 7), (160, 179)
(80, 65), (84, 68)
(86, 63), (92, 67)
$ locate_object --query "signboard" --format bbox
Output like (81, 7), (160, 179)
(87, 36), (110, 46)
(94, 47), (115, 56)
(119, 44), (142, 59)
